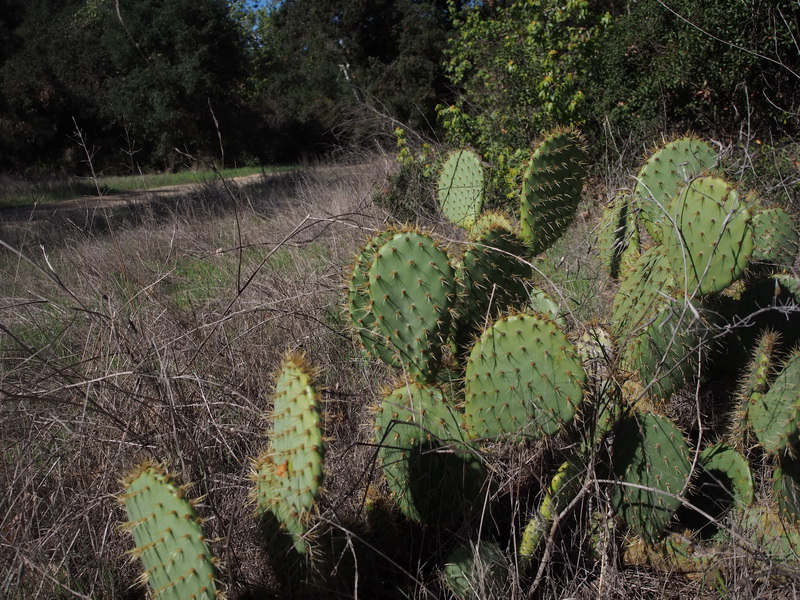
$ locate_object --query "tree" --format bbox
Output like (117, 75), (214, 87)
(248, 0), (457, 160)
(0, 0), (250, 171)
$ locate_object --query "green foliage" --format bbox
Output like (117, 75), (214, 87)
(439, 0), (610, 153)
(586, 0), (800, 140)
(120, 462), (221, 600)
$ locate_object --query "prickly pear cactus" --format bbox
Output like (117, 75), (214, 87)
(661, 175), (754, 295)
(732, 330), (780, 452)
(437, 149), (484, 228)
(611, 411), (692, 544)
(750, 207), (799, 267)
(773, 455), (800, 523)
(374, 381), (486, 524)
(623, 298), (711, 401)
(519, 455), (585, 567)
(251, 353), (324, 554)
(468, 211), (514, 240)
(464, 313), (586, 442)
(443, 541), (509, 600)
(633, 136), (717, 241)
(368, 230), (456, 383)
(520, 128), (587, 255)
(452, 225), (532, 356)
(596, 191), (640, 279)
(120, 462), (221, 600)
(748, 350), (800, 456)
(610, 245), (674, 338)
(347, 231), (399, 366)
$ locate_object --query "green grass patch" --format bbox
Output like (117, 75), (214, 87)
(0, 165), (296, 209)
(161, 256), (230, 310)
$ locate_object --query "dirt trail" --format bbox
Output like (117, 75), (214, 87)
(0, 172), (267, 223)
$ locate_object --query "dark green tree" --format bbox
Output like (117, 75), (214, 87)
(0, 0), (250, 171)
(249, 0), (457, 160)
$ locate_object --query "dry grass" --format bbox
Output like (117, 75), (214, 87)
(0, 159), (395, 599)
(1, 151), (799, 600)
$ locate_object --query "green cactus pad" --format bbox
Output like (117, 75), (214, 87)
(464, 313), (586, 442)
(623, 298), (711, 400)
(375, 381), (487, 524)
(633, 136), (718, 241)
(467, 211), (514, 241)
(773, 455), (800, 524)
(520, 129), (587, 255)
(251, 353), (324, 554)
(680, 443), (754, 536)
(748, 350), (800, 456)
(437, 149), (484, 228)
(347, 231), (399, 366)
(596, 192), (640, 279)
(120, 462), (220, 600)
(610, 245), (674, 339)
(452, 226), (532, 356)
(520, 455), (585, 566)
(611, 412), (692, 544)
(369, 231), (456, 383)
(732, 330), (780, 451)
(527, 286), (567, 328)
(443, 541), (509, 600)
(750, 207), (799, 267)
(662, 175), (753, 295)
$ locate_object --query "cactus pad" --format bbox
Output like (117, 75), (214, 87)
(773, 455), (800, 523)
(437, 149), (484, 228)
(596, 192), (640, 279)
(750, 207), (799, 267)
(611, 411), (692, 544)
(120, 462), (220, 600)
(748, 350), (800, 456)
(519, 129), (587, 255)
(443, 541), (508, 600)
(347, 231), (398, 366)
(375, 381), (486, 524)
(623, 298), (710, 400)
(633, 136), (717, 240)
(662, 175), (753, 295)
(369, 231), (455, 383)
(611, 246), (674, 339)
(452, 226), (532, 355)
(464, 313), (586, 442)
(251, 353), (324, 554)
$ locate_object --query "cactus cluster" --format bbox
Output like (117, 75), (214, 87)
(118, 132), (800, 598)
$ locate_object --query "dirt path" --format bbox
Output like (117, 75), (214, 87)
(0, 172), (268, 223)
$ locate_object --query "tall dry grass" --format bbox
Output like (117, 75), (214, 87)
(0, 158), (399, 599)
